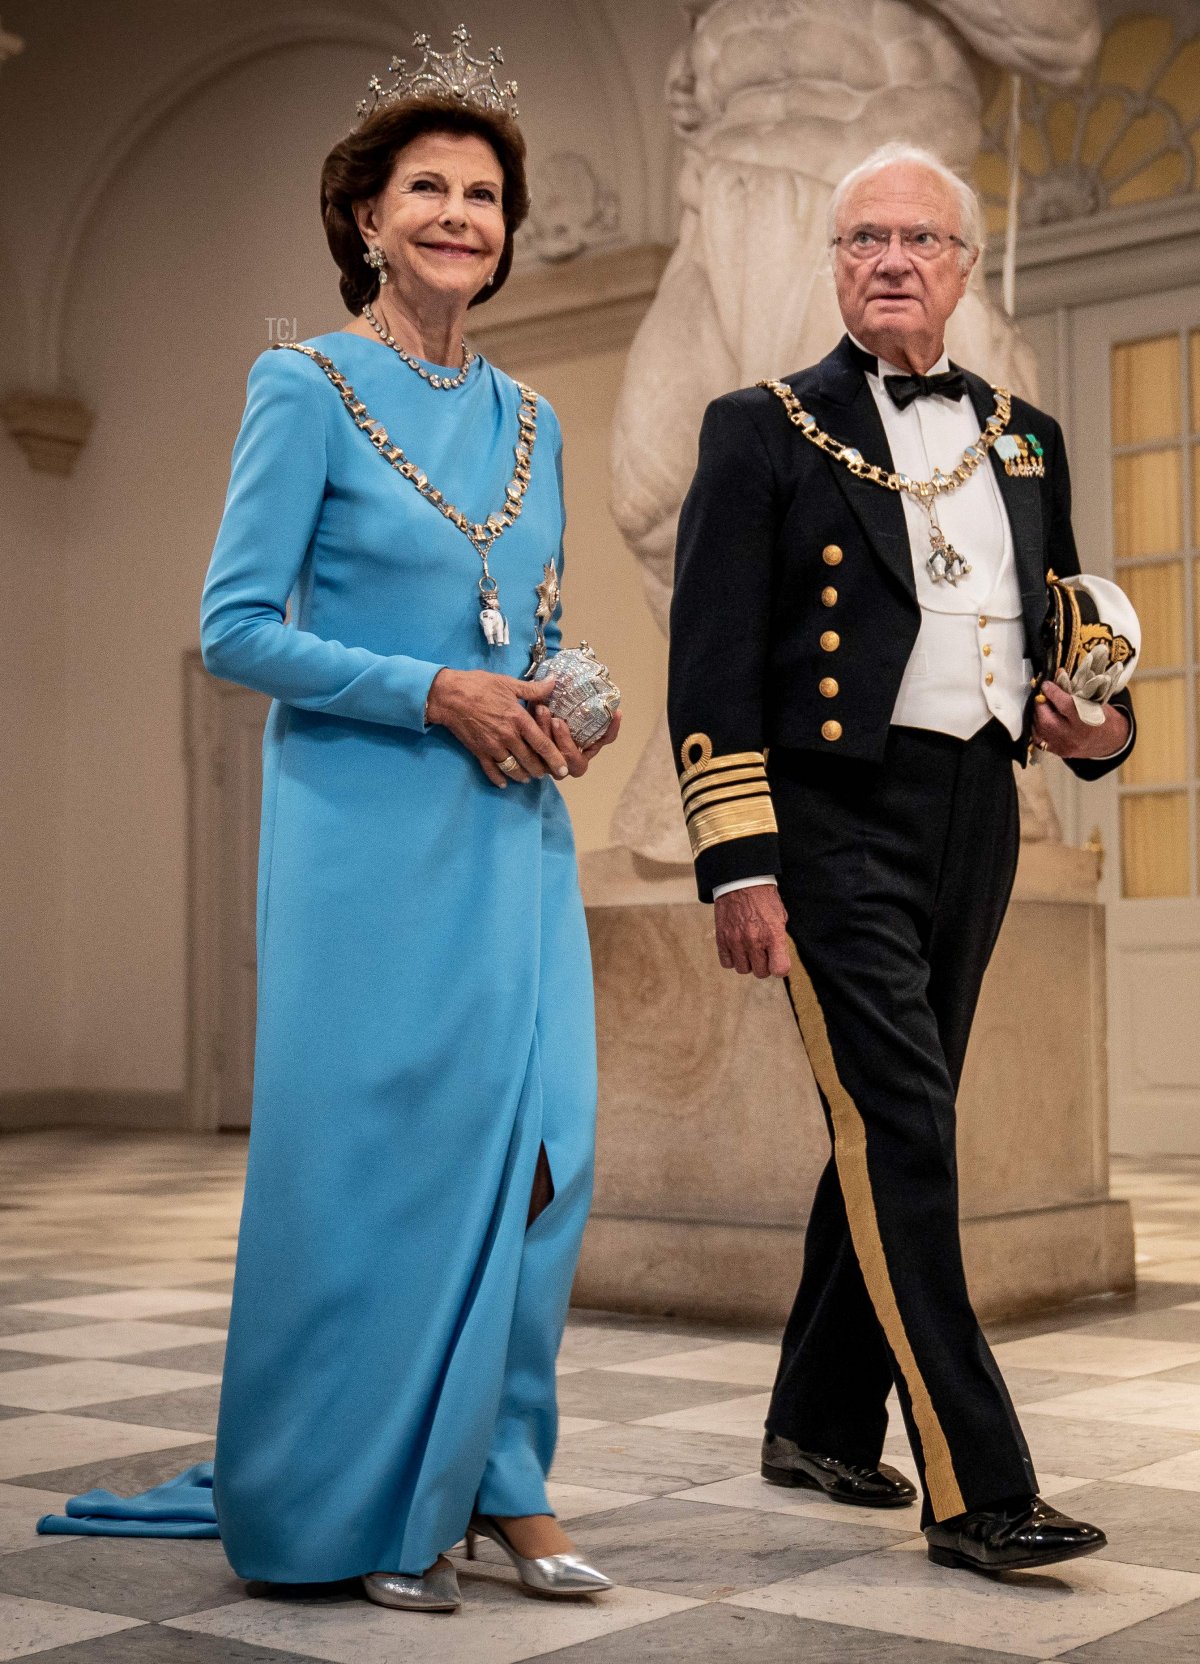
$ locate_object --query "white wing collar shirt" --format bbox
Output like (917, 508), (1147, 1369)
(712, 339), (1030, 902)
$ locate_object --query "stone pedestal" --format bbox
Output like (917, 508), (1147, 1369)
(575, 842), (1134, 1326)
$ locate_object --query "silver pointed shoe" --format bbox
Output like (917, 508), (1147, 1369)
(362, 1559), (461, 1612)
(466, 1513), (612, 1596)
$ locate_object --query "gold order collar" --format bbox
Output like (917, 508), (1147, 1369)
(275, 343), (536, 560)
(758, 378), (1011, 511)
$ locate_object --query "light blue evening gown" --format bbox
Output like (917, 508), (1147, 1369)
(40, 335), (597, 1582)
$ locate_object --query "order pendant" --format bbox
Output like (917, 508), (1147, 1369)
(479, 578), (510, 647)
(926, 525), (972, 586)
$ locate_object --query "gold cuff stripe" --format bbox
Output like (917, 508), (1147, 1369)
(781, 939), (967, 1523)
(684, 781), (773, 823)
(678, 734), (767, 789)
(682, 765), (768, 810)
(687, 800), (778, 859)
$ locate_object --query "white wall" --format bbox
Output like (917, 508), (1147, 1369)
(0, 0), (684, 1101)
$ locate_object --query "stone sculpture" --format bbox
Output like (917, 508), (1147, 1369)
(609, 0), (1101, 863)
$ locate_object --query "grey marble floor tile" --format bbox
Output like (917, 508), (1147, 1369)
(969, 1415), (1200, 1479)
(550, 1425), (761, 1496)
(19, 1627), (325, 1663)
(1048, 1479), (1200, 1574)
(121, 1342), (226, 1376)
(0, 1534), (241, 1620)
(1000, 1367), (1118, 1403)
(531, 1497), (913, 1600)
(0, 1349), (64, 1375)
(557, 1370), (759, 1424)
(81, 1386), (221, 1435)
(1149, 1359), (1200, 1385)
(0, 1280), (126, 1306)
(5, 1438), (215, 1496)
(1056, 1593), (1200, 1661)
(543, 1604), (1035, 1663)
(140, 1310), (229, 1333)
(1090, 1309), (1200, 1344)
(0, 1309), (96, 1338)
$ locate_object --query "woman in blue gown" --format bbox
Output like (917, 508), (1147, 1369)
(201, 48), (618, 1609)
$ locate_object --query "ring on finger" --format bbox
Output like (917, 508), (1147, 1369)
(1036, 739), (1050, 752)
(499, 754), (522, 777)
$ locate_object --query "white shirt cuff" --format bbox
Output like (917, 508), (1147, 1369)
(712, 875), (777, 899)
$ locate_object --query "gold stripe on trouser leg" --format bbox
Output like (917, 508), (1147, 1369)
(783, 936), (966, 1521)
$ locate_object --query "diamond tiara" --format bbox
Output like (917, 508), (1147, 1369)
(356, 24), (519, 123)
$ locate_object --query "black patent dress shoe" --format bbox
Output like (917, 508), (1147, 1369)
(925, 1495), (1106, 1574)
(761, 1434), (917, 1508)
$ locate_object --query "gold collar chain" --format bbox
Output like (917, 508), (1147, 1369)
(758, 378), (1012, 585)
(275, 342), (537, 645)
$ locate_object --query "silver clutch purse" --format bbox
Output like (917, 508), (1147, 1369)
(530, 644), (621, 748)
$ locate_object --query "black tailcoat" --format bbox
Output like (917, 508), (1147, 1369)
(668, 334), (1135, 900)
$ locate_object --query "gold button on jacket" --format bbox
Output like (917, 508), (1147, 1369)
(821, 719), (843, 741)
(822, 544), (843, 566)
(819, 677), (839, 698)
(820, 631), (840, 652)
(821, 586), (838, 607)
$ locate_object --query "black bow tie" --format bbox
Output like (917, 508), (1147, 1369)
(883, 369), (967, 409)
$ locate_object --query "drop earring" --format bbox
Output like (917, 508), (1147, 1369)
(364, 245), (389, 284)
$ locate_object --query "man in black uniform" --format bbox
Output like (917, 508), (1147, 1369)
(668, 144), (1134, 1575)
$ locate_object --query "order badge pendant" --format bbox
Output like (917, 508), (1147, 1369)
(926, 519), (971, 586)
(479, 577), (509, 646)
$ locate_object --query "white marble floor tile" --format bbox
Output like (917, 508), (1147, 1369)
(1028, 1378), (1200, 1432)
(167, 1578), (700, 1664)
(995, 1332), (1200, 1380)
(1130, 1258), (1200, 1283)
(1135, 1236), (1200, 1262)
(0, 1484), (71, 1554)
(547, 1480), (652, 1520)
(0, 1592), (143, 1659)
(44, 1259), (235, 1287)
(725, 1537), (1200, 1658)
(636, 1391), (771, 1440)
(0, 1359), (220, 1413)
(606, 1342), (779, 1386)
(15, 1289), (231, 1321)
(1118, 1447), (1200, 1492)
(557, 1416), (611, 1438)
(0, 1412), (211, 1479)
(0, 1320), (226, 1361)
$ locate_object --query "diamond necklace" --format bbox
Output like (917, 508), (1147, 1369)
(759, 378), (1012, 586)
(362, 302), (475, 390)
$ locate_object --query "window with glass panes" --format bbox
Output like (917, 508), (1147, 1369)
(1111, 331), (1199, 899)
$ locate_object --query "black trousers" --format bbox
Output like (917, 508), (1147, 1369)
(766, 721), (1037, 1527)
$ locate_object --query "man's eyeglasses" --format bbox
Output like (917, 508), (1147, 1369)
(831, 227), (967, 262)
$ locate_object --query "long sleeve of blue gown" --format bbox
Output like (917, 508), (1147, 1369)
(201, 349), (442, 730)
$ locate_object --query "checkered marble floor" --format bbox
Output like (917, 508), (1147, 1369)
(3, 1133), (1200, 1662)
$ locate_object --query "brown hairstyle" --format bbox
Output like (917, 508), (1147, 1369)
(320, 96), (529, 313)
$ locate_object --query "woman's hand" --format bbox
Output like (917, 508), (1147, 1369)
(533, 708), (623, 778)
(425, 668), (570, 787)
